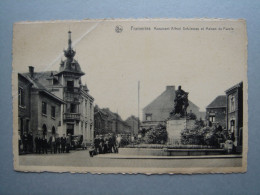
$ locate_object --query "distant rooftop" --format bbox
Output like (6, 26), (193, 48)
(206, 95), (226, 109)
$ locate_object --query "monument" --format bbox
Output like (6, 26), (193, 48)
(167, 86), (195, 145)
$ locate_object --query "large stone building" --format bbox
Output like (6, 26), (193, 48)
(19, 31), (95, 144)
(226, 82), (243, 152)
(142, 85), (205, 128)
(206, 95), (227, 128)
(18, 68), (65, 143)
(43, 31), (94, 143)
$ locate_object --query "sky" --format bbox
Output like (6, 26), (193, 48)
(12, 19), (247, 120)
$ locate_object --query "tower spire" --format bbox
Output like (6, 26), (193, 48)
(68, 30), (72, 50)
(64, 31), (76, 60)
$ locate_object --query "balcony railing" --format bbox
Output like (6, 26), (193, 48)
(64, 92), (80, 102)
(64, 113), (81, 121)
(64, 87), (80, 93)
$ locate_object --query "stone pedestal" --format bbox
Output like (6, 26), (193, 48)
(166, 117), (196, 145)
(166, 118), (186, 145)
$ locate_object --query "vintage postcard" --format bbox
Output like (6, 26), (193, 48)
(12, 19), (248, 174)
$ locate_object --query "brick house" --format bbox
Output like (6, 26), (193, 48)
(226, 82), (243, 151)
(18, 67), (65, 144)
(206, 95), (227, 128)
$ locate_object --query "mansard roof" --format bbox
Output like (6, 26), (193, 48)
(55, 59), (85, 76)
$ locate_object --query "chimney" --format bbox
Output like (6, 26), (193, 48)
(29, 66), (34, 78)
(166, 85), (175, 91)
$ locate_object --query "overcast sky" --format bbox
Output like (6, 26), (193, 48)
(13, 19), (247, 120)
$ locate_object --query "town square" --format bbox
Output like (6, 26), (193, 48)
(13, 19), (247, 173)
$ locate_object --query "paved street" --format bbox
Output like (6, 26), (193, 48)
(19, 150), (242, 168)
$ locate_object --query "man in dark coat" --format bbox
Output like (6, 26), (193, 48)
(61, 134), (66, 153)
(56, 136), (61, 153)
(22, 132), (28, 153)
(28, 132), (33, 153)
(66, 134), (71, 153)
(34, 134), (41, 154)
(94, 136), (100, 154)
(42, 135), (48, 154)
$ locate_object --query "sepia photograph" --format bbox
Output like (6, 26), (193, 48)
(12, 19), (248, 174)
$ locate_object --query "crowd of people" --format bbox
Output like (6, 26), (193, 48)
(19, 132), (72, 155)
(19, 131), (128, 157)
(89, 134), (119, 157)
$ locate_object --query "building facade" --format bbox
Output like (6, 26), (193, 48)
(142, 85), (205, 128)
(98, 108), (131, 135)
(206, 95), (227, 128)
(94, 105), (109, 136)
(226, 82), (243, 152)
(47, 31), (94, 143)
(18, 68), (65, 144)
(18, 73), (32, 137)
(22, 31), (95, 144)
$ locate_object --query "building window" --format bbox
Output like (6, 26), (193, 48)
(89, 103), (92, 118)
(229, 95), (236, 112)
(146, 114), (152, 121)
(70, 103), (77, 113)
(42, 102), (47, 115)
(209, 116), (215, 123)
(51, 106), (56, 118)
(18, 87), (24, 107)
(67, 81), (74, 92)
(52, 126), (56, 135)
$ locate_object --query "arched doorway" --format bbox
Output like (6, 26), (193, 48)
(42, 124), (47, 138)
(52, 126), (56, 135)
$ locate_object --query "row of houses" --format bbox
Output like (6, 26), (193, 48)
(140, 83), (243, 151)
(94, 106), (139, 136)
(206, 82), (243, 151)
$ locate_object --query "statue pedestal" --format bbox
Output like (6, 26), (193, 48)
(166, 118), (186, 145)
(166, 117), (196, 145)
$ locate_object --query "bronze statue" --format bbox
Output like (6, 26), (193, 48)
(171, 86), (189, 117)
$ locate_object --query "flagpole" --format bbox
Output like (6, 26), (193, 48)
(138, 81), (140, 132)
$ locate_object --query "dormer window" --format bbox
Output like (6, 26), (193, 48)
(53, 78), (58, 85)
(71, 63), (75, 70)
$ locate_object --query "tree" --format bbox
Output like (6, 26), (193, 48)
(143, 124), (168, 144)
